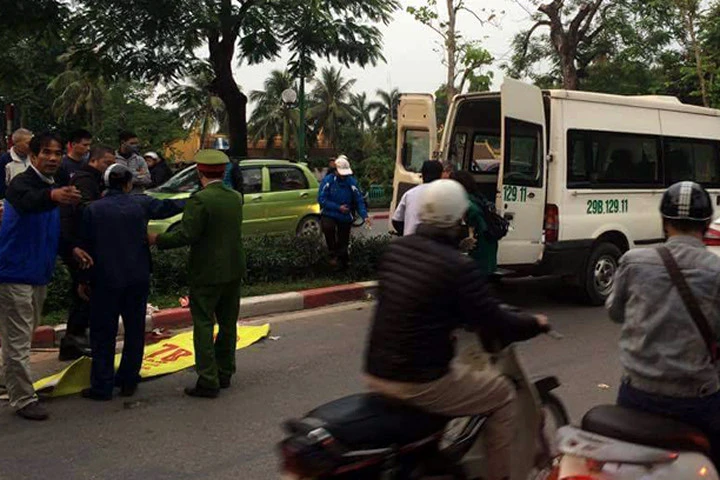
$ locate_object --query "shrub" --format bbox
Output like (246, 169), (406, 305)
(44, 234), (392, 314)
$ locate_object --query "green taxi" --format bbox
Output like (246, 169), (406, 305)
(146, 159), (322, 236)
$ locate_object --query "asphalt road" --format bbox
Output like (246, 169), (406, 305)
(0, 281), (622, 480)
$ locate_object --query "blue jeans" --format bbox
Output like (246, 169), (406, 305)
(618, 380), (720, 466)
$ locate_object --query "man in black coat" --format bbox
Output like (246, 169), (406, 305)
(364, 179), (549, 480)
(58, 146), (116, 360)
(144, 152), (173, 188)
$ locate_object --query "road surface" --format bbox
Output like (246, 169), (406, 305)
(0, 280), (621, 479)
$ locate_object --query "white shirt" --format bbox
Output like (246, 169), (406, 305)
(391, 183), (431, 236)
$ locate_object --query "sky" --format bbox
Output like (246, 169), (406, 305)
(233, 0), (536, 109)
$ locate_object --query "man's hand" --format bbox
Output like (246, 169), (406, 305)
(73, 247), (94, 270)
(535, 314), (550, 330)
(364, 217), (373, 230)
(51, 186), (82, 206)
(459, 237), (477, 253)
(78, 283), (91, 302)
(147, 233), (159, 246)
(339, 205), (350, 214)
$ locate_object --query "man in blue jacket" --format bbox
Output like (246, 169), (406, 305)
(318, 156), (369, 269)
(0, 132), (85, 421)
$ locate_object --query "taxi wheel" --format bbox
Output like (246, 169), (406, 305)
(582, 243), (622, 306)
(296, 215), (322, 237)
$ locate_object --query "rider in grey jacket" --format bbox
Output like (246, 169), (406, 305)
(607, 181), (720, 465)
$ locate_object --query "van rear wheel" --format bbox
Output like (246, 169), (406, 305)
(582, 243), (622, 306)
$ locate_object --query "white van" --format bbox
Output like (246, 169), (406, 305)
(391, 79), (720, 304)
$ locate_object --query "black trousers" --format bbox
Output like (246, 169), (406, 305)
(321, 216), (352, 267)
(89, 282), (149, 396)
(64, 260), (90, 337)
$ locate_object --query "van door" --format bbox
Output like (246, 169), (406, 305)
(391, 94), (438, 217)
(497, 79), (547, 266)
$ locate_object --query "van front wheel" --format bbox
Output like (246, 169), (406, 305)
(582, 243), (622, 306)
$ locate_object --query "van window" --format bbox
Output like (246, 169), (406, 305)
(504, 119), (543, 188)
(448, 132), (467, 172)
(664, 138), (720, 186)
(567, 130), (661, 188)
(401, 130), (430, 173)
(471, 133), (501, 174)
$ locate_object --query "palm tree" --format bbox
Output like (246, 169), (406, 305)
(308, 66), (356, 147)
(48, 68), (107, 132)
(248, 70), (298, 159)
(370, 87), (400, 130)
(349, 92), (373, 133)
(160, 62), (227, 149)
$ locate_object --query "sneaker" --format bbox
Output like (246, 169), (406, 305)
(184, 385), (219, 399)
(16, 402), (49, 421)
(81, 388), (112, 401)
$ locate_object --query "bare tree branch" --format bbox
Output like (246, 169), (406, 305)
(577, 0), (605, 42)
(519, 20), (552, 59)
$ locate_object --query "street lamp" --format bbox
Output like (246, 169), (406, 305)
(281, 87), (305, 163)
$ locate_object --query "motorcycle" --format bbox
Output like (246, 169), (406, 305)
(552, 405), (718, 479)
(278, 330), (568, 479)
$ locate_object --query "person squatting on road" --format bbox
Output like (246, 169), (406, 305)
(150, 150), (245, 399)
(58, 145), (116, 361)
(608, 181), (720, 466)
(0, 132), (86, 421)
(318, 155), (369, 269)
(79, 164), (185, 401)
(364, 179), (549, 480)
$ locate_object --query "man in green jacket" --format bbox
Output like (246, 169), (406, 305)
(149, 150), (244, 398)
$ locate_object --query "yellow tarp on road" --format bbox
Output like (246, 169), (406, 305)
(31, 324), (270, 398)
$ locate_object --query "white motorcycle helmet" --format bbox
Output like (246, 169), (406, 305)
(418, 179), (469, 228)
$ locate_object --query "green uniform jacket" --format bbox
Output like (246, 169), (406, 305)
(466, 195), (498, 277)
(157, 182), (245, 286)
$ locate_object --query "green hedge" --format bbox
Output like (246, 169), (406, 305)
(44, 234), (391, 315)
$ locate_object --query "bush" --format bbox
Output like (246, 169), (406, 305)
(44, 234), (392, 314)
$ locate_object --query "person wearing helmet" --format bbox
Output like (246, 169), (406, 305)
(364, 179), (549, 480)
(318, 155), (369, 269)
(608, 181), (720, 466)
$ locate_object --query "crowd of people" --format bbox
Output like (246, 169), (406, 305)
(0, 129), (244, 421)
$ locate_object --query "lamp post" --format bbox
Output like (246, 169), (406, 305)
(281, 86), (305, 162)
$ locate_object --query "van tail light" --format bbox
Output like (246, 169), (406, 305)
(544, 204), (559, 243)
(704, 226), (720, 246)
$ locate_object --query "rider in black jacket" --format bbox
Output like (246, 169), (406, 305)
(364, 179), (548, 480)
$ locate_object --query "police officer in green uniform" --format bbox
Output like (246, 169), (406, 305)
(149, 150), (244, 398)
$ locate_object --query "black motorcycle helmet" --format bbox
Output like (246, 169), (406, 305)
(660, 181), (713, 221)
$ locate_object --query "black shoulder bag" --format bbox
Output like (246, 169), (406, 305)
(657, 246), (718, 363)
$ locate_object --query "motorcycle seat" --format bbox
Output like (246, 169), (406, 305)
(582, 405), (711, 455)
(294, 393), (449, 451)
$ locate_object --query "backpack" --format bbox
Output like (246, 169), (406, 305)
(476, 195), (509, 241)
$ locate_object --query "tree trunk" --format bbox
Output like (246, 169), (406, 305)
(446, 0), (457, 106)
(561, 56), (579, 90)
(685, 12), (710, 107)
(209, 33), (248, 158)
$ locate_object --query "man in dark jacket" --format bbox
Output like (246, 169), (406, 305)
(80, 164), (185, 400)
(58, 145), (116, 360)
(0, 132), (84, 421)
(144, 152), (173, 187)
(56, 129), (92, 187)
(364, 179), (548, 480)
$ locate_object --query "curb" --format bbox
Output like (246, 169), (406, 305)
(34, 281), (378, 347)
(370, 213), (389, 220)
